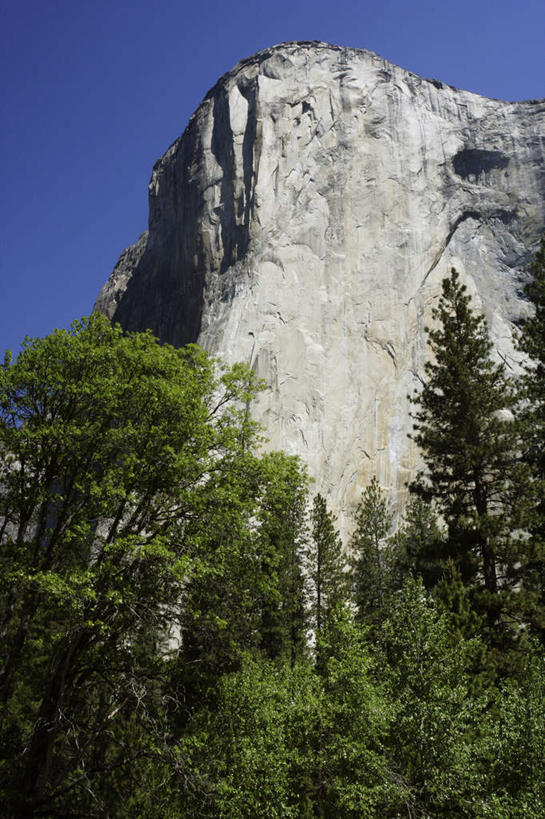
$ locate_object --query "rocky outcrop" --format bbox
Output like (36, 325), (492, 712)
(96, 41), (545, 532)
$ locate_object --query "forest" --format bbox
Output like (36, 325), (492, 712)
(1, 238), (545, 817)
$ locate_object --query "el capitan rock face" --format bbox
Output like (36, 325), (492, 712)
(96, 41), (545, 531)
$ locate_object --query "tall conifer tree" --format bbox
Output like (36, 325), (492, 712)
(410, 268), (528, 646)
(350, 477), (393, 624)
(389, 497), (445, 591)
(516, 234), (545, 642)
(256, 452), (309, 665)
(518, 235), (545, 442)
(305, 493), (348, 643)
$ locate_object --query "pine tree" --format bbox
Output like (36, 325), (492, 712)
(305, 493), (348, 651)
(410, 268), (529, 645)
(434, 563), (483, 641)
(350, 477), (393, 625)
(516, 234), (545, 643)
(390, 496), (445, 591)
(518, 235), (545, 454)
(256, 452), (309, 665)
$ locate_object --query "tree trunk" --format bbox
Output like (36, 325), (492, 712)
(19, 630), (91, 814)
(0, 590), (38, 711)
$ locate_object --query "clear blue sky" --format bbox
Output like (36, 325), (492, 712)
(1, 0), (543, 355)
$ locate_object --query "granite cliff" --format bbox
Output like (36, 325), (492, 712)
(96, 41), (545, 530)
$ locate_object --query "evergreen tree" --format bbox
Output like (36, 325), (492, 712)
(434, 563), (492, 695)
(516, 234), (545, 643)
(350, 477), (393, 625)
(518, 234), (545, 474)
(305, 493), (348, 647)
(410, 268), (529, 646)
(255, 452), (309, 665)
(434, 563), (484, 643)
(389, 496), (445, 591)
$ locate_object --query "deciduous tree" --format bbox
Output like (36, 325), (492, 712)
(0, 315), (261, 815)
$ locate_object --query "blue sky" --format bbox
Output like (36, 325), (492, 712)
(1, 0), (543, 355)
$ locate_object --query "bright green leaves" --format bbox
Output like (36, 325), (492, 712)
(378, 576), (483, 815)
(179, 634), (396, 819)
(0, 314), (265, 813)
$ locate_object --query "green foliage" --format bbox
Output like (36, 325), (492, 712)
(434, 562), (484, 641)
(378, 575), (485, 817)
(305, 493), (348, 646)
(410, 268), (531, 652)
(518, 235), (545, 410)
(174, 450), (309, 717)
(315, 608), (402, 816)
(178, 619), (398, 819)
(0, 315), (263, 814)
(350, 477), (395, 625)
(390, 496), (445, 591)
(516, 234), (545, 643)
(178, 657), (318, 818)
(411, 268), (517, 549)
(177, 584), (545, 819)
(255, 452), (309, 664)
(475, 649), (545, 817)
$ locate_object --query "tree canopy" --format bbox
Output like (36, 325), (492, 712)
(3, 237), (545, 816)
(409, 268), (532, 652)
(0, 315), (265, 813)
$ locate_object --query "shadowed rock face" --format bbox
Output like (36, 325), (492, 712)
(95, 41), (545, 531)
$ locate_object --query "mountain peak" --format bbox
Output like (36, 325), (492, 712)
(96, 44), (545, 531)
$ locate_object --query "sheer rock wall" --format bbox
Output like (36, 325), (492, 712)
(96, 41), (545, 531)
